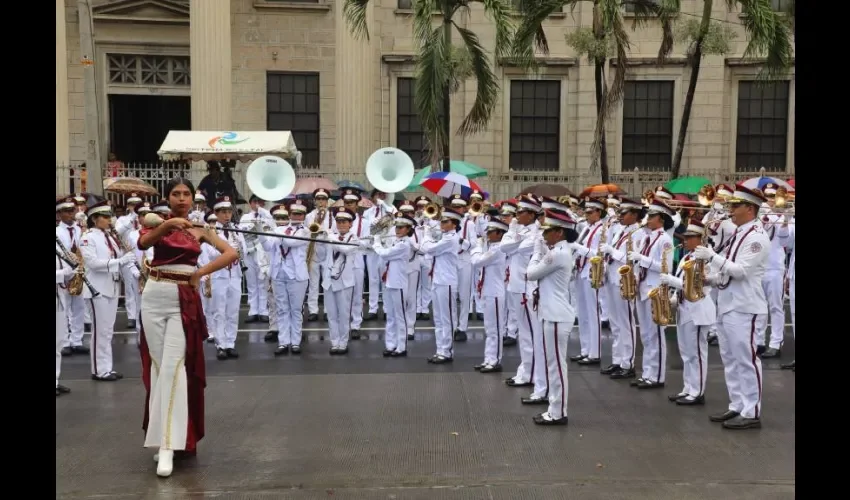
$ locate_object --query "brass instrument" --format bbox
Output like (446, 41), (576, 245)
(697, 184), (717, 207)
(641, 190), (655, 206)
(681, 230), (709, 302)
(468, 200), (484, 217)
(618, 228), (638, 300)
(647, 244), (673, 325)
(589, 219), (610, 289)
(306, 208), (326, 271)
(774, 186), (794, 208)
(55, 235), (86, 296)
(423, 202), (442, 219)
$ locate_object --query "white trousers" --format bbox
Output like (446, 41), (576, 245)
(89, 296), (118, 377)
(271, 278), (309, 347)
(307, 262), (328, 315)
(405, 271), (419, 337)
(568, 279), (578, 317)
(527, 302), (548, 399)
(510, 292), (532, 381)
(244, 252), (269, 316)
(326, 286), (354, 349)
(56, 296), (65, 387)
(542, 320), (571, 420)
(599, 290), (609, 322)
(717, 311), (765, 419)
(141, 280), (189, 450)
(635, 299), (667, 384)
(383, 287), (407, 352)
(604, 279), (637, 370)
(58, 289), (85, 347)
(365, 253), (383, 313)
(453, 262), (473, 332)
(85, 298), (92, 324)
(432, 284), (454, 358)
(505, 289), (519, 339)
(349, 266), (365, 329)
(576, 280), (602, 359)
(760, 270), (785, 349)
(121, 266), (140, 322)
(212, 274), (241, 349)
(676, 319), (708, 398)
(417, 260), (432, 314)
(482, 296), (506, 365)
(708, 288), (719, 335)
(789, 276), (795, 338)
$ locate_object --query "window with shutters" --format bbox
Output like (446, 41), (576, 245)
(508, 80), (561, 171)
(267, 72), (321, 167)
(621, 80), (674, 171)
(735, 80), (790, 172)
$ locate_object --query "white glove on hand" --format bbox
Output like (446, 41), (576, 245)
(131, 267), (141, 279)
(62, 266), (77, 279)
(600, 243), (614, 255)
(669, 293), (679, 309)
(659, 273), (673, 286)
(704, 272), (720, 286)
(120, 253), (137, 265)
(627, 251), (642, 262)
(692, 245), (715, 261)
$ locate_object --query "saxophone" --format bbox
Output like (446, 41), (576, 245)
(56, 235), (85, 296)
(648, 244), (673, 325)
(589, 219), (609, 289)
(682, 229), (708, 302)
(618, 228), (638, 300)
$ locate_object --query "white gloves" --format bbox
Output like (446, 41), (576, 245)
(62, 266), (77, 278)
(131, 267), (141, 279)
(659, 273), (674, 286)
(704, 273), (720, 286)
(119, 253), (137, 265)
(692, 245), (715, 261)
(600, 243), (614, 255)
(669, 293), (679, 309)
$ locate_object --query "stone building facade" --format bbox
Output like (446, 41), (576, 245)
(56, 0), (795, 191)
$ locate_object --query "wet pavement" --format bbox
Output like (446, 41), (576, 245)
(57, 306), (795, 499)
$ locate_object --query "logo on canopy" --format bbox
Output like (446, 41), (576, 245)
(208, 132), (249, 148)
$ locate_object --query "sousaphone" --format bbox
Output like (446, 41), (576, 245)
(365, 147), (415, 206)
(246, 155), (297, 202)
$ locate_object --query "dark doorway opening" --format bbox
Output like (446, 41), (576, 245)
(108, 94), (190, 162)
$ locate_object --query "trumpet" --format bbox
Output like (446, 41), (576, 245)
(423, 202), (442, 219)
(773, 186), (794, 208)
(468, 201), (485, 217)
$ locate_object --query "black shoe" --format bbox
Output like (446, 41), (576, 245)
(330, 347), (339, 355)
(290, 346), (301, 354)
(307, 314), (319, 322)
(56, 384), (71, 395)
(474, 363), (485, 370)
(245, 315), (259, 324)
(390, 350), (407, 357)
(480, 364), (502, 373)
(216, 348), (227, 360)
(629, 378), (645, 387)
(127, 319), (137, 329)
(91, 373), (119, 382)
(760, 347), (781, 358)
(259, 315), (269, 323)
(601, 320), (610, 329)
(709, 410), (739, 422)
(71, 345), (90, 354)
(226, 348), (239, 358)
(707, 334), (719, 346)
(676, 395), (705, 406)
(505, 378), (533, 387)
(407, 333), (414, 340)
(600, 364), (620, 375)
(636, 380), (665, 389)
(382, 349), (394, 357)
(668, 392), (687, 402)
(533, 413), (568, 426)
(503, 337), (517, 347)
(722, 415), (761, 430)
(610, 368), (635, 379)
(431, 355), (452, 364)
(755, 344), (766, 355)
(454, 330), (467, 342)
(475, 313), (484, 321)
(274, 345), (289, 356)
(521, 396), (548, 405)
(577, 357), (601, 366)
(264, 331), (278, 342)
(350, 330), (361, 340)
(781, 360), (795, 370)
(84, 323), (92, 333)
(569, 354), (587, 362)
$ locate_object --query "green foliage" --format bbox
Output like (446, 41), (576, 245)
(564, 28), (615, 61)
(673, 18), (737, 56)
(446, 44), (474, 94)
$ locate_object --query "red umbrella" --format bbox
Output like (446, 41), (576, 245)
(787, 178), (795, 188)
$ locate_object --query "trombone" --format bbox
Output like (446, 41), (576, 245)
(423, 202), (442, 219)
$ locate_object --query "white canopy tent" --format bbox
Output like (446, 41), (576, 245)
(157, 131), (300, 163)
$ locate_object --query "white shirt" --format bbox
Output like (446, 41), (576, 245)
(761, 214), (791, 272)
(604, 222), (644, 283)
(457, 217), (479, 263)
(56, 221), (82, 254)
(420, 230), (459, 286)
(499, 222), (539, 295)
(209, 223), (247, 280)
(262, 223), (310, 282)
(80, 229), (131, 299)
(470, 240), (506, 299)
(573, 219), (607, 281)
(713, 219), (771, 316)
(636, 228), (675, 301)
(526, 240), (576, 323)
(373, 236), (413, 290)
(322, 231), (360, 291)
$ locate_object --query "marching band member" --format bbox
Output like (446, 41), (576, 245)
(56, 196), (89, 357)
(693, 184), (771, 430)
(373, 213), (416, 356)
(569, 197), (609, 365)
(363, 189), (396, 320)
(420, 208), (461, 363)
(779, 217), (795, 371)
(239, 194), (273, 324)
(415, 195), (436, 321)
(188, 192), (207, 223)
(703, 183), (736, 345)
(498, 200), (518, 346)
(80, 201), (137, 381)
(652, 187), (681, 239)
(198, 211), (219, 342)
(323, 207), (362, 355)
(449, 194), (479, 341)
(756, 182), (788, 358)
(398, 200), (421, 342)
(264, 201), (311, 355)
(659, 220), (717, 405)
(56, 245), (76, 396)
(115, 192), (143, 330)
(525, 209), (579, 426)
(500, 195), (546, 397)
(341, 189), (369, 338)
(470, 217), (509, 373)
(262, 206), (290, 343)
(468, 190), (488, 320)
(598, 197), (644, 379)
(627, 199), (676, 389)
(211, 196), (247, 360)
(305, 189), (333, 321)
(137, 177), (238, 477)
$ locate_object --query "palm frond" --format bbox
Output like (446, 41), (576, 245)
(342, 0), (372, 40)
(415, 24), (452, 159)
(480, 0), (515, 59)
(511, 0), (567, 70)
(453, 22), (500, 136)
(413, 0), (440, 43)
(737, 0), (793, 80)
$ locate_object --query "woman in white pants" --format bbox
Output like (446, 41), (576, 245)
(56, 251), (75, 396)
(470, 218), (508, 372)
(373, 214), (415, 356)
(137, 177), (238, 478)
(322, 207), (364, 354)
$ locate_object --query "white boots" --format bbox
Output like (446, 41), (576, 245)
(155, 449), (174, 477)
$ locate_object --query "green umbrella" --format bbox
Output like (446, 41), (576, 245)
(664, 176), (712, 195)
(406, 160), (488, 190)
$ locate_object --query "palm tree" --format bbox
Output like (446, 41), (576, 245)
(668, 0), (793, 179)
(343, 0), (523, 173)
(513, 0), (677, 183)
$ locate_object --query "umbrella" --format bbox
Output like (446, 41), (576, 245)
(336, 179), (366, 192)
(664, 176), (712, 195)
(292, 177), (338, 195)
(103, 177), (158, 196)
(407, 161), (488, 190)
(579, 183), (626, 199)
(519, 184), (573, 198)
(740, 176), (794, 192)
(420, 171), (482, 198)
(332, 198), (373, 209)
(787, 178), (795, 188)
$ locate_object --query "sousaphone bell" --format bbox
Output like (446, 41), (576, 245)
(365, 147), (415, 207)
(246, 155), (297, 202)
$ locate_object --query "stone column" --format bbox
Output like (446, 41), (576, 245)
(190, 0), (232, 130)
(335, 2), (377, 175)
(56, 0), (70, 195)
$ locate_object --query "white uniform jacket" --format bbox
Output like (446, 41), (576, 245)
(664, 253), (718, 326)
(710, 219), (771, 316)
(470, 241), (506, 299)
(56, 221), (82, 254)
(349, 215), (370, 270)
(420, 231), (459, 287)
(572, 219), (608, 281)
(526, 240), (576, 323)
(499, 223), (539, 295)
(261, 223), (311, 282)
(457, 217), (479, 263)
(635, 228), (675, 302)
(208, 224), (248, 280)
(373, 236), (413, 290)
(604, 222), (644, 282)
(321, 231), (361, 291)
(80, 229), (133, 299)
